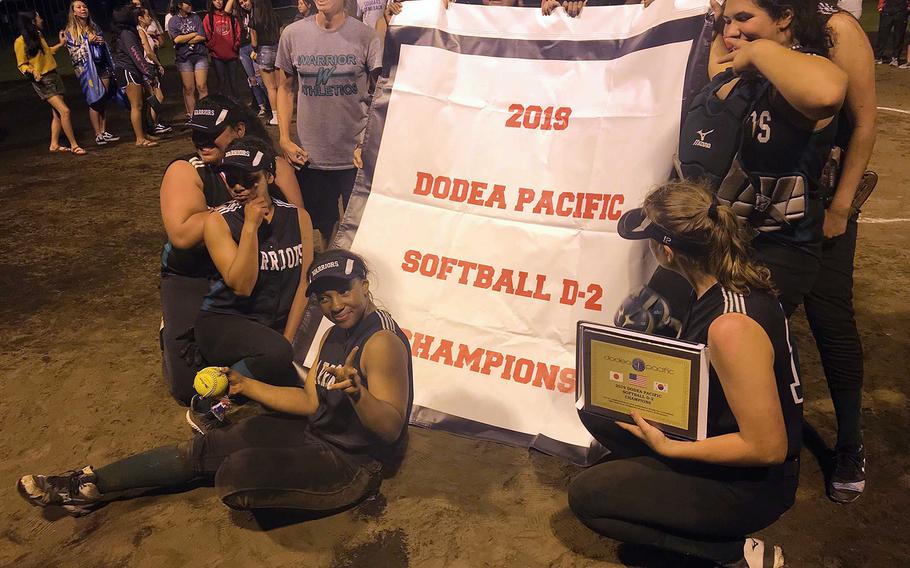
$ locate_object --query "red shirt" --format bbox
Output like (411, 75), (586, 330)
(203, 12), (240, 60)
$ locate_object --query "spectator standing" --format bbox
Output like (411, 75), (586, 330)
(168, 0), (209, 117)
(111, 5), (158, 147)
(230, 0), (271, 117)
(204, 0), (243, 99)
(276, 0), (382, 248)
(875, 0), (908, 66)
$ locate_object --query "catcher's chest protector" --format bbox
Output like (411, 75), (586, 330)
(674, 68), (768, 191)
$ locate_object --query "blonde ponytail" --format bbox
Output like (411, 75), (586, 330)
(643, 181), (776, 295)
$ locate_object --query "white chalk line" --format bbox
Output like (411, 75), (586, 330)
(877, 106), (910, 115)
(859, 217), (910, 223)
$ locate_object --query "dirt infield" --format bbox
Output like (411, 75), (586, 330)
(0, 64), (908, 567)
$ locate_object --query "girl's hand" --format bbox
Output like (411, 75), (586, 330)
(243, 195), (270, 227)
(541, 0), (560, 15)
(226, 367), (247, 396)
(251, 50), (257, 61)
(59, 30), (66, 43)
(716, 37), (768, 76)
(32, 69), (42, 82)
(353, 146), (363, 169)
(327, 346), (363, 402)
(616, 410), (674, 456)
(385, 0), (402, 22)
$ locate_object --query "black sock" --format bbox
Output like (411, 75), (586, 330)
(94, 445), (196, 493)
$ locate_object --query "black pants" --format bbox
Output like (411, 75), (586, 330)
(194, 310), (298, 387)
(193, 413), (382, 510)
(876, 9), (908, 61)
(569, 414), (797, 563)
(752, 239), (821, 318)
(211, 58), (243, 101)
(804, 218), (864, 450)
(296, 166), (357, 243)
(160, 273), (214, 405)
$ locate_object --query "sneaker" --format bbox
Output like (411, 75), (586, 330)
(269, 114), (279, 126)
(828, 445), (865, 504)
(185, 394), (230, 435)
(101, 131), (120, 142)
(95, 134), (108, 146)
(890, 58), (899, 67)
(721, 538), (784, 568)
(899, 62), (910, 69)
(875, 58), (885, 64)
(152, 123), (173, 135)
(257, 106), (267, 118)
(17, 466), (102, 517)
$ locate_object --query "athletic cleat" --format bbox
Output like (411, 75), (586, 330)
(95, 134), (108, 146)
(721, 538), (784, 568)
(152, 123), (173, 135)
(828, 446), (865, 504)
(101, 131), (120, 142)
(17, 466), (102, 516)
(186, 395), (230, 435)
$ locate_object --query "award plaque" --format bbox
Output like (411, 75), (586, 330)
(576, 321), (710, 441)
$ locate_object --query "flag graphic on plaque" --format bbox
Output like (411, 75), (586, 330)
(629, 373), (648, 387)
(610, 371), (624, 382)
(654, 381), (669, 393)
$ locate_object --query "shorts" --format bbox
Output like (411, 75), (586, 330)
(31, 70), (64, 100)
(176, 51), (209, 73)
(114, 66), (142, 88)
(256, 44), (277, 71)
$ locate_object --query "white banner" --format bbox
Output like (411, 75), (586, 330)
(337, 0), (711, 463)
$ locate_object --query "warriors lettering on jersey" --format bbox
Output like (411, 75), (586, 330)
(315, 360), (339, 388)
(259, 243), (305, 271)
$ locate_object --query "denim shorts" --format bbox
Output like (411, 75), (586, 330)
(255, 44), (277, 71)
(176, 51), (209, 73)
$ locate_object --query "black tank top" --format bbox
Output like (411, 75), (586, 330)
(160, 154), (232, 278)
(681, 284), (803, 463)
(200, 198), (302, 329)
(739, 86), (837, 254)
(309, 309), (414, 461)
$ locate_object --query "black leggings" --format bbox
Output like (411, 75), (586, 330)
(194, 310), (298, 387)
(569, 414), (797, 563)
(160, 273), (214, 405)
(804, 218), (864, 451)
(95, 413), (382, 511)
(211, 58), (242, 101)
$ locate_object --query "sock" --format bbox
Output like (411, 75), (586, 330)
(94, 445), (195, 493)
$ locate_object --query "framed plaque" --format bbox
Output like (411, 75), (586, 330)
(576, 321), (710, 441)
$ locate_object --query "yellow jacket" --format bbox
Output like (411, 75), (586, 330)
(14, 35), (60, 78)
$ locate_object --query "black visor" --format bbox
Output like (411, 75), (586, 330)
(617, 208), (708, 254)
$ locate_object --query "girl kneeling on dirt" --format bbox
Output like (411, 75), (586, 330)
(159, 95), (302, 406)
(14, 10), (85, 155)
(571, 181), (804, 568)
(18, 248), (413, 516)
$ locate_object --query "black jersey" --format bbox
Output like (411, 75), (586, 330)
(738, 85), (836, 254)
(681, 284), (803, 463)
(201, 198), (303, 329)
(160, 154), (232, 278)
(309, 309), (414, 461)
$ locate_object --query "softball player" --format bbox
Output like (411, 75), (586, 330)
(572, 181), (803, 568)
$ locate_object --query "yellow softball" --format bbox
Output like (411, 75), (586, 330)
(194, 367), (228, 399)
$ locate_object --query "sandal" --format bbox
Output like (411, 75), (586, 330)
(71, 146), (86, 155)
(49, 146), (71, 153)
(136, 139), (158, 147)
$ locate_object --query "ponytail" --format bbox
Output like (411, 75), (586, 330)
(642, 181), (776, 295)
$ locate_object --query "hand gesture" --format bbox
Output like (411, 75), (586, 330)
(353, 146), (363, 169)
(615, 410), (674, 456)
(280, 138), (309, 168)
(225, 367), (247, 396)
(563, 0), (586, 17)
(243, 195), (270, 227)
(715, 37), (762, 75)
(251, 50), (258, 61)
(327, 346), (364, 402)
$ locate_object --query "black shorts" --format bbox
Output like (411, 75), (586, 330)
(115, 66), (141, 88)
